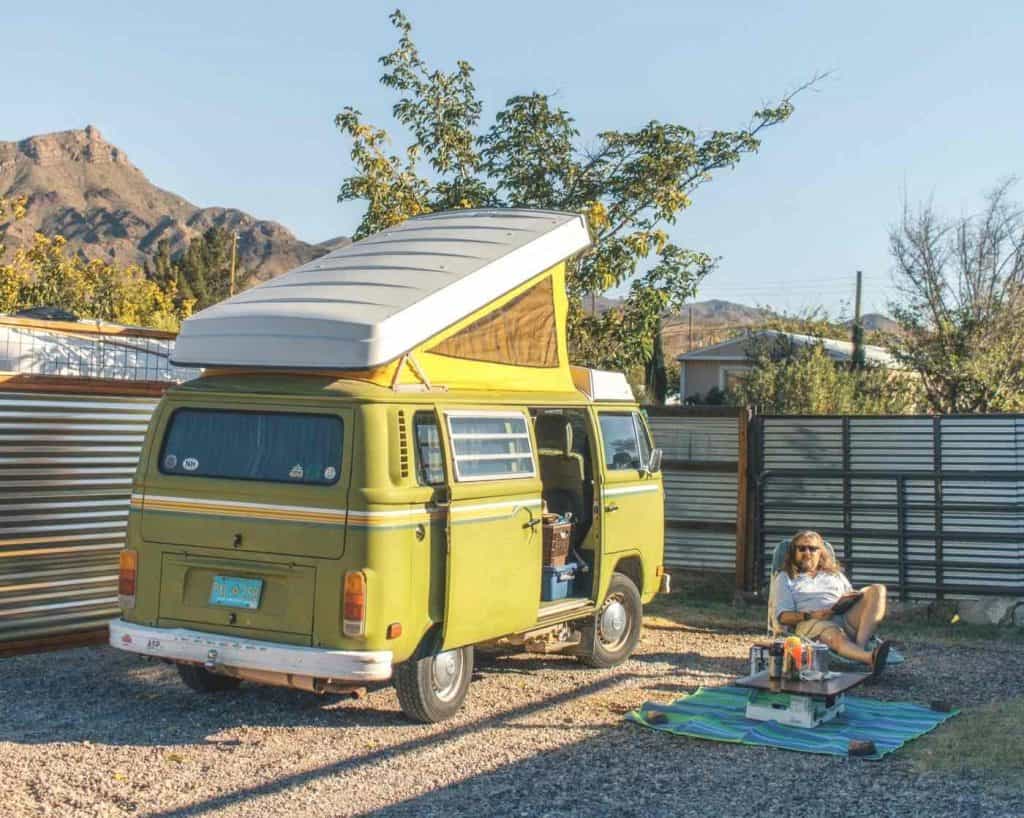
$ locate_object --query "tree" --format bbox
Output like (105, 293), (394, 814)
(176, 227), (235, 311)
(888, 180), (1024, 413)
(728, 334), (919, 414)
(336, 10), (809, 371)
(645, 319), (669, 405)
(0, 233), (190, 331)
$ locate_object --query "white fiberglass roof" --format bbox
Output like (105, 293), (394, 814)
(171, 208), (591, 370)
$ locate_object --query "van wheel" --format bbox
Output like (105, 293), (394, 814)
(577, 572), (642, 669)
(394, 645), (473, 723)
(176, 663), (242, 693)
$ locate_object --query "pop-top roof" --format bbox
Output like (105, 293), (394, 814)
(171, 208), (591, 370)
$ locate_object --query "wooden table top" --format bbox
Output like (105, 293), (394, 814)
(734, 670), (871, 696)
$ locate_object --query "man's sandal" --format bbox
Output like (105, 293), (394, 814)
(870, 640), (891, 679)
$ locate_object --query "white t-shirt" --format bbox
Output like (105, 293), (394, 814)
(774, 571), (853, 618)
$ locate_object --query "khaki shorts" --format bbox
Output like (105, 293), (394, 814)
(795, 612), (856, 641)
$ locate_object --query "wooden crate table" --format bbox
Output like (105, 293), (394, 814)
(733, 670), (871, 728)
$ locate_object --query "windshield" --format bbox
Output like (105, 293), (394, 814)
(159, 408), (343, 485)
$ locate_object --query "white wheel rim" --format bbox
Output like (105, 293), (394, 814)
(598, 594), (630, 651)
(431, 649), (464, 702)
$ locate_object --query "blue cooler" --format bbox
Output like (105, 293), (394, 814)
(541, 562), (577, 601)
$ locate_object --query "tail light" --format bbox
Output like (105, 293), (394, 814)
(118, 549), (138, 610)
(343, 571), (366, 636)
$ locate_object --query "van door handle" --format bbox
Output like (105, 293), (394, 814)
(524, 517), (542, 529)
(605, 503), (619, 513)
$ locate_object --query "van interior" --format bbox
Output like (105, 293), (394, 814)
(531, 408), (596, 602)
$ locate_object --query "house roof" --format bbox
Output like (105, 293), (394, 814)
(171, 208), (592, 370)
(676, 329), (896, 365)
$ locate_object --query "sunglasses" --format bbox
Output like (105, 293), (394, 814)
(796, 545), (821, 553)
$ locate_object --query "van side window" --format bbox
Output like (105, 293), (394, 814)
(633, 411), (652, 468)
(446, 412), (536, 481)
(413, 412), (445, 486)
(598, 413), (641, 471)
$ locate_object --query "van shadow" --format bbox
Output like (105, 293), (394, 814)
(0, 639), (747, 750)
(0, 646), (410, 747)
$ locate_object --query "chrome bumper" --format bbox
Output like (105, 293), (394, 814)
(109, 619), (393, 682)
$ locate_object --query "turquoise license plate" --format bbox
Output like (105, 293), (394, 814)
(209, 575), (263, 610)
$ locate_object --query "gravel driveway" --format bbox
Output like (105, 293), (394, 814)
(2, 604), (1022, 818)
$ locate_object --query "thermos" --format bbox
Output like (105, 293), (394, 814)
(811, 643), (830, 673)
(749, 644), (769, 675)
(768, 640), (785, 679)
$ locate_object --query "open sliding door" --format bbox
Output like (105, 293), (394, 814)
(440, 409), (543, 649)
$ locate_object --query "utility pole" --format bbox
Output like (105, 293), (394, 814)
(852, 269), (865, 369)
(688, 306), (693, 351)
(229, 232), (239, 297)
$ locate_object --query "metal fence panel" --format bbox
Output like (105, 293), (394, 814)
(648, 409), (742, 573)
(0, 391), (158, 650)
(755, 414), (1024, 598)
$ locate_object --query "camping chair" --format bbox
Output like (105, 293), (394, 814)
(767, 540), (903, 667)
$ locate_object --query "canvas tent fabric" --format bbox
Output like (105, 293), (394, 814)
(426, 275), (558, 368)
(171, 209), (592, 384)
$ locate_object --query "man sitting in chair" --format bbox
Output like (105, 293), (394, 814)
(774, 530), (891, 677)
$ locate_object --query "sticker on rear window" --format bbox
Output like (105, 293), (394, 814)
(164, 454), (177, 469)
(289, 464), (304, 479)
(324, 466), (337, 481)
(183, 457), (199, 472)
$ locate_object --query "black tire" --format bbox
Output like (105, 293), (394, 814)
(176, 662), (242, 693)
(394, 645), (473, 723)
(577, 571), (642, 669)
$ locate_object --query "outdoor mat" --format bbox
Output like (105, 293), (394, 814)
(626, 685), (958, 760)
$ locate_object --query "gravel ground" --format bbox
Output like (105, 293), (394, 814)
(2, 608), (1023, 818)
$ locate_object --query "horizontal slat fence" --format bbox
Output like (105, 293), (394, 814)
(0, 387), (161, 655)
(646, 408), (744, 576)
(753, 415), (1024, 599)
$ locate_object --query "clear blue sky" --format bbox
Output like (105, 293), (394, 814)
(6, 1), (1022, 317)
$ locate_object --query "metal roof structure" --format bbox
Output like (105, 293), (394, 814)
(171, 209), (592, 371)
(676, 329), (896, 366)
(0, 317), (198, 382)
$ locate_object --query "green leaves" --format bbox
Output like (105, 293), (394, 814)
(336, 10), (800, 370)
(728, 336), (920, 415)
(0, 233), (190, 331)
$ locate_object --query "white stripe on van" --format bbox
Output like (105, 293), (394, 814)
(602, 484), (660, 497)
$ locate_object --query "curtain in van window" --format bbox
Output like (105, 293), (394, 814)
(160, 409), (343, 485)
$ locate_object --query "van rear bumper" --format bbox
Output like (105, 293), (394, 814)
(109, 619), (393, 682)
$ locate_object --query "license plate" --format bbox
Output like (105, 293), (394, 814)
(209, 576), (263, 610)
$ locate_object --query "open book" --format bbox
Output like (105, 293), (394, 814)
(830, 592), (863, 616)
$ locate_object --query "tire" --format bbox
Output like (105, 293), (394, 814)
(577, 571), (642, 669)
(176, 662), (243, 693)
(394, 645), (474, 723)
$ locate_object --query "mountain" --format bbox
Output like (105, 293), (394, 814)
(0, 126), (349, 285)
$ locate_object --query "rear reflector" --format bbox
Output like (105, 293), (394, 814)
(118, 549), (138, 609)
(386, 622), (402, 640)
(343, 571), (366, 636)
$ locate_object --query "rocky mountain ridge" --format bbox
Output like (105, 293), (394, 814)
(0, 126), (348, 284)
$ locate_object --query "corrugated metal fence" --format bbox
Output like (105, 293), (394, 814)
(647, 407), (749, 579)
(648, 409), (1024, 599)
(752, 415), (1024, 598)
(3, 392), (1020, 654)
(0, 386), (160, 655)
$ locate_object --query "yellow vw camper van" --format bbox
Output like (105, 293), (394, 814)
(111, 209), (667, 722)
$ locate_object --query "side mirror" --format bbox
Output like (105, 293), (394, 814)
(646, 448), (663, 474)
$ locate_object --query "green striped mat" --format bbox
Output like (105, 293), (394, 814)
(626, 685), (958, 759)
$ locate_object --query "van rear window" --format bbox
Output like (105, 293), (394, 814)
(159, 409), (343, 485)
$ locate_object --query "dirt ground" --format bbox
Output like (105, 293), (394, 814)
(2, 597), (1022, 818)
